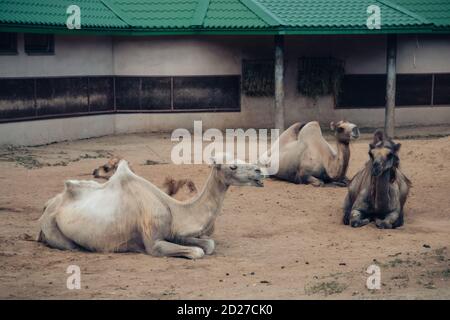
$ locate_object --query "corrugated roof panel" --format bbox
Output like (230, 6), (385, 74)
(0, 0), (128, 28)
(392, 0), (450, 27)
(204, 0), (269, 28)
(107, 0), (198, 28)
(255, 0), (425, 28)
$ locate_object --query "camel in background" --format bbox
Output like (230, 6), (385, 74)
(343, 130), (411, 229)
(37, 156), (264, 259)
(93, 157), (197, 200)
(267, 120), (360, 186)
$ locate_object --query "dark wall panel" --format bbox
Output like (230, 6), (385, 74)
(434, 74), (450, 105)
(141, 77), (171, 110)
(396, 74), (432, 106)
(173, 76), (240, 110)
(115, 77), (140, 110)
(336, 74), (386, 108)
(1, 75), (242, 122)
(88, 77), (114, 112)
(0, 78), (35, 120)
(36, 77), (88, 116)
(242, 59), (274, 97)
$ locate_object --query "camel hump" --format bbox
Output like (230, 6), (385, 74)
(109, 160), (135, 181)
(64, 179), (102, 198)
(297, 121), (322, 140)
(290, 122), (306, 135)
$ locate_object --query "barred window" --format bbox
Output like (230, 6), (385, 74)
(0, 32), (17, 55)
(24, 34), (54, 55)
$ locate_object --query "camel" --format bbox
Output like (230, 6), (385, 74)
(93, 157), (197, 200)
(37, 156), (264, 259)
(266, 120), (360, 186)
(92, 157), (126, 180)
(343, 130), (411, 229)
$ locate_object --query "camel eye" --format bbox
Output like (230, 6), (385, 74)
(230, 164), (237, 170)
(103, 165), (110, 172)
(337, 127), (344, 133)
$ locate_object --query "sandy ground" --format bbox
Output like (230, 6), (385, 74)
(0, 127), (449, 299)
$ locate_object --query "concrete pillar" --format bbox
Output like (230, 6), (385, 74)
(274, 35), (285, 131)
(385, 34), (397, 138)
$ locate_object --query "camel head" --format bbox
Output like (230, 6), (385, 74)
(92, 157), (121, 179)
(330, 120), (360, 144)
(210, 155), (264, 187)
(369, 130), (401, 177)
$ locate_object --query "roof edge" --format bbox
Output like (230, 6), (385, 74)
(239, 0), (284, 26)
(377, 0), (430, 25)
(192, 0), (210, 26)
(2, 23), (443, 37)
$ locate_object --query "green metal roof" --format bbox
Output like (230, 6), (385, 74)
(0, 0), (128, 28)
(257, 0), (427, 28)
(0, 0), (449, 35)
(392, 0), (450, 28)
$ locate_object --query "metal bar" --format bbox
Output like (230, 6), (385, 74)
(431, 73), (435, 106)
(34, 78), (37, 117)
(113, 76), (117, 112)
(87, 77), (90, 113)
(170, 76), (174, 110)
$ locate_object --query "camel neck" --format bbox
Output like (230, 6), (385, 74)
(371, 169), (391, 212)
(170, 168), (228, 238)
(327, 139), (350, 180)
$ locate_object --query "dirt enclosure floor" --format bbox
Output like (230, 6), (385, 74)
(0, 127), (449, 299)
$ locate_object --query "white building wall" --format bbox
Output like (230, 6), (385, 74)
(0, 34), (113, 77)
(0, 34), (450, 145)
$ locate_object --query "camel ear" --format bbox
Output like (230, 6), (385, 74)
(393, 143), (401, 153)
(373, 130), (384, 145)
(330, 122), (336, 131)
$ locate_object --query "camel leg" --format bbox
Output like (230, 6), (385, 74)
(38, 213), (78, 250)
(375, 210), (402, 229)
(146, 239), (205, 259)
(330, 178), (348, 187)
(203, 223), (215, 237)
(349, 209), (370, 228)
(343, 193), (352, 225)
(175, 237), (215, 255)
(304, 176), (324, 187)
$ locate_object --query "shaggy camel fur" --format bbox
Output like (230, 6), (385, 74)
(269, 120), (360, 186)
(93, 157), (197, 200)
(343, 130), (411, 229)
(37, 157), (263, 259)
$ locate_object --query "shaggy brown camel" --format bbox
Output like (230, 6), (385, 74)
(343, 130), (411, 229)
(271, 120), (360, 186)
(37, 156), (264, 259)
(93, 157), (197, 200)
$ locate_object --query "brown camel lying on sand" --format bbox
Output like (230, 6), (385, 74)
(343, 130), (411, 229)
(93, 157), (197, 200)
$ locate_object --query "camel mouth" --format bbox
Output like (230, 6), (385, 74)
(351, 128), (360, 139)
(371, 167), (383, 177)
(253, 178), (264, 187)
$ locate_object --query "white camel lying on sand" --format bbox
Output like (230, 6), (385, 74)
(37, 156), (264, 259)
